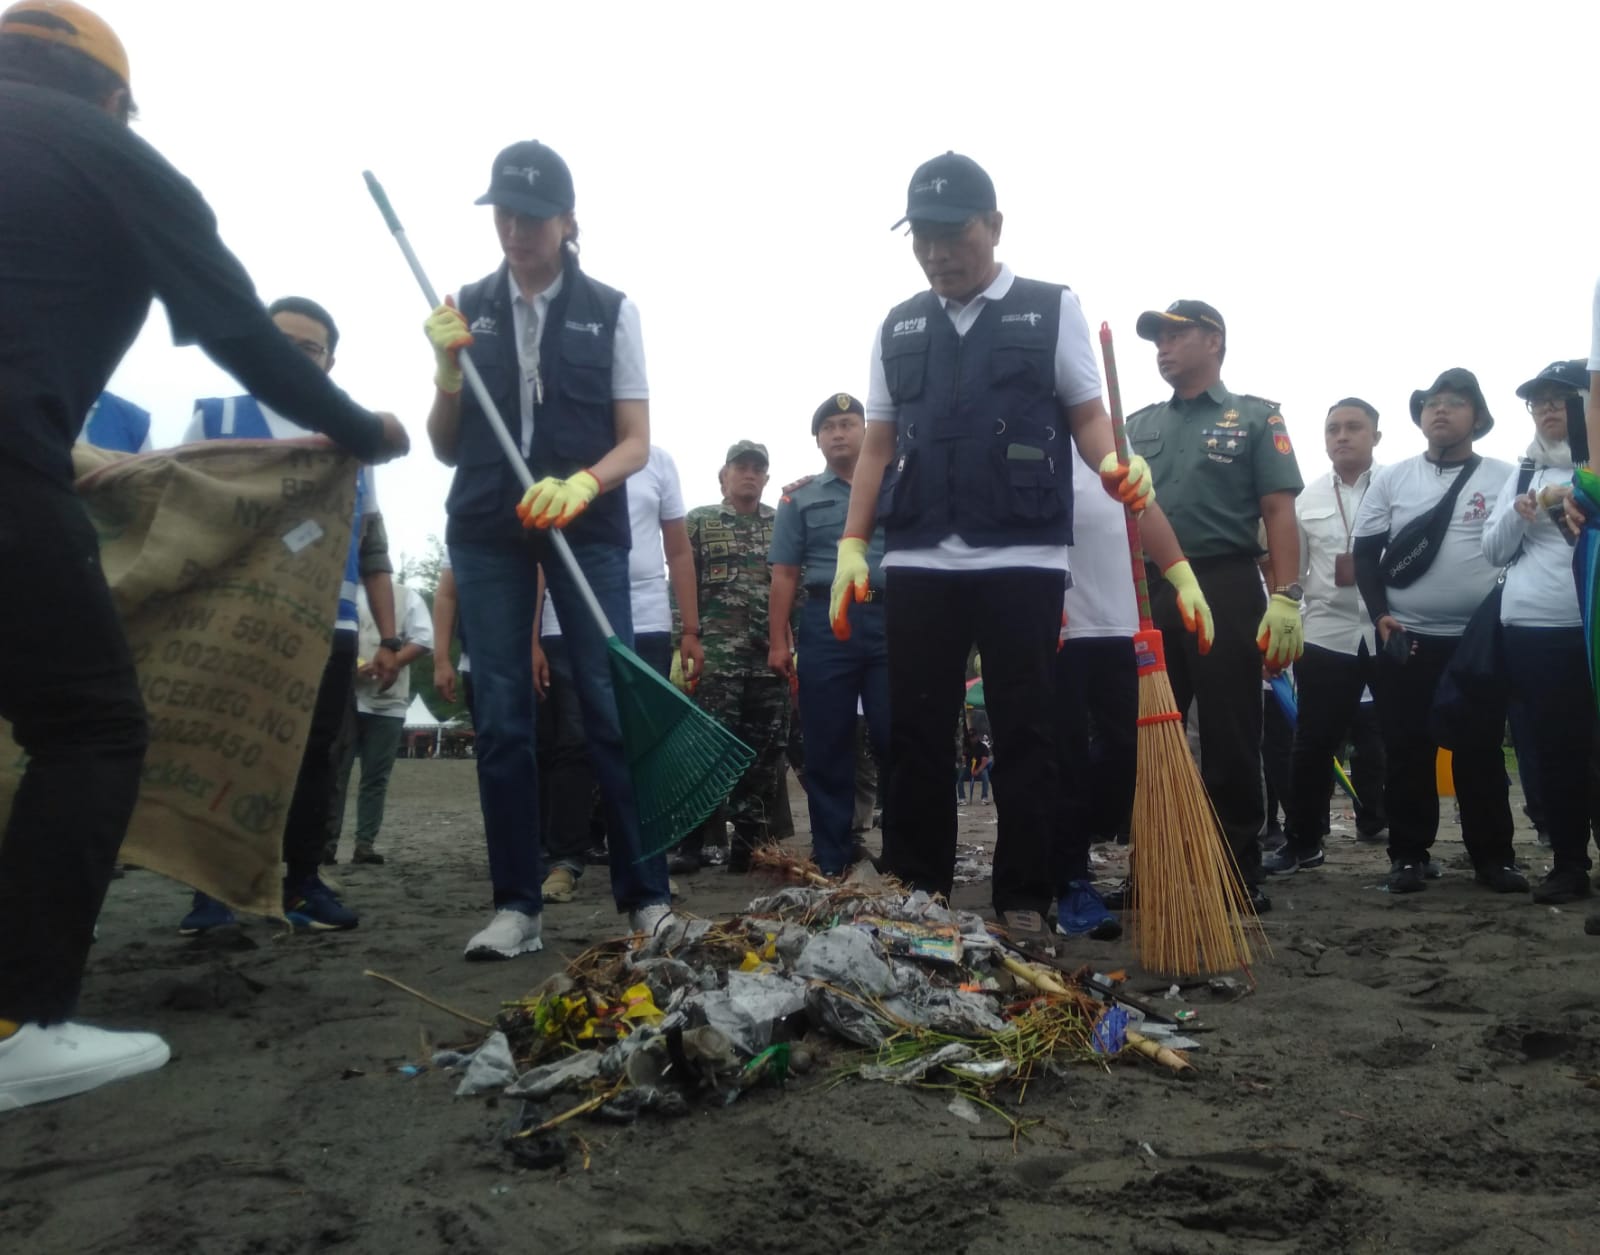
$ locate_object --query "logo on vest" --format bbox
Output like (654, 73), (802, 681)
(503, 165), (542, 186)
(891, 317), (928, 338)
(470, 315), (498, 336)
(1000, 311), (1043, 326)
(564, 320), (603, 336)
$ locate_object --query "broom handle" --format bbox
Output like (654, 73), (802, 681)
(1099, 322), (1155, 630)
(363, 171), (616, 640)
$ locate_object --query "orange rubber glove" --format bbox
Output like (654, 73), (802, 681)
(1161, 560), (1214, 655)
(516, 470), (600, 530)
(424, 298), (471, 394)
(1097, 451), (1154, 513)
(828, 536), (870, 640)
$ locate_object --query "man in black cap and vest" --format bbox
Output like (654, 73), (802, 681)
(1352, 368), (1518, 895)
(769, 393), (889, 877)
(831, 151), (1209, 951)
(1124, 301), (1305, 908)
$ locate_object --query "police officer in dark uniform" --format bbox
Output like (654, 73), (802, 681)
(1124, 301), (1305, 906)
(769, 393), (889, 876)
(830, 151), (1173, 952)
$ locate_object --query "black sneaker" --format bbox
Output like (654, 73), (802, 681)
(1102, 878), (1133, 910)
(1532, 866), (1592, 904)
(667, 847), (702, 875)
(1248, 884), (1272, 914)
(1474, 864), (1529, 894)
(1262, 847), (1300, 877)
(1388, 861), (1426, 894)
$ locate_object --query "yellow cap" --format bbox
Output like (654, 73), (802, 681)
(0, 0), (129, 90)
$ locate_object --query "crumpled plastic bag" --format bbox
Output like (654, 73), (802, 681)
(505, 1049), (604, 1099)
(794, 925), (894, 997)
(885, 985), (1006, 1037)
(858, 1042), (975, 1083)
(698, 970), (808, 1056)
(452, 1030), (519, 1097)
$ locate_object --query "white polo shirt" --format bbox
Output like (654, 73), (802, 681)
(1297, 466), (1376, 655)
(865, 264), (1104, 574)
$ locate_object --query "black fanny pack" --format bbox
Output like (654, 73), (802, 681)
(1380, 455), (1481, 588)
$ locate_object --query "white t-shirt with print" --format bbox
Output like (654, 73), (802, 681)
(1351, 454), (1514, 636)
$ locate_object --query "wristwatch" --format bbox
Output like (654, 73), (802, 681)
(1273, 584), (1304, 601)
(378, 636), (404, 651)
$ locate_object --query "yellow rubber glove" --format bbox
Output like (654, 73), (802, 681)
(828, 536), (871, 641)
(516, 470), (601, 530)
(1256, 593), (1305, 669)
(1161, 560), (1214, 655)
(1098, 451), (1154, 513)
(424, 299), (471, 394)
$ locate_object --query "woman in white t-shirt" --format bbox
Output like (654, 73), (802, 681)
(1484, 360), (1592, 905)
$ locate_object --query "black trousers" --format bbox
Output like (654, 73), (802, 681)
(883, 566), (1064, 914)
(1262, 691), (1293, 829)
(1149, 555), (1266, 881)
(282, 635), (358, 883)
(1374, 632), (1512, 866)
(1054, 636), (1137, 884)
(0, 462), (148, 1024)
(538, 635), (599, 872)
(1288, 642), (1387, 851)
(1505, 626), (1597, 871)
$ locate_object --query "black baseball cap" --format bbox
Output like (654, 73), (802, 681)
(475, 141), (575, 219)
(1136, 300), (1226, 345)
(891, 152), (996, 230)
(811, 393), (864, 436)
(1514, 359), (1588, 400)
(1410, 367), (1494, 435)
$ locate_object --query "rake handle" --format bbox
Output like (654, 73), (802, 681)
(1100, 322), (1155, 631)
(362, 170), (615, 640)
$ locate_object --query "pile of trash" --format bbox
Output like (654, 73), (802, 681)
(421, 861), (1213, 1169)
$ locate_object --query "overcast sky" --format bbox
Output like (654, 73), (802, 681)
(94, 0), (1598, 571)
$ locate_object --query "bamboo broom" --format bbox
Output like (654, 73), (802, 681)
(1099, 323), (1260, 977)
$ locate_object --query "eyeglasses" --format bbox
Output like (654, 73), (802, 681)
(285, 335), (329, 361)
(1526, 393), (1575, 415)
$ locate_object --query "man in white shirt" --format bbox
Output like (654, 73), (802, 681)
(1352, 369), (1518, 896)
(1265, 398), (1387, 875)
(327, 584), (434, 864)
(828, 151), (1206, 952)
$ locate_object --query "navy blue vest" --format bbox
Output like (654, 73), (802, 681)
(877, 277), (1073, 550)
(445, 256), (630, 549)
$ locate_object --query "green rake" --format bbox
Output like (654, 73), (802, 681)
(364, 171), (753, 857)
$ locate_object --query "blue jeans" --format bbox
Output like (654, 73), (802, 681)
(797, 597), (889, 874)
(450, 538), (669, 914)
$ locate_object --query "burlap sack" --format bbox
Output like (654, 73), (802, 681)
(0, 439), (358, 917)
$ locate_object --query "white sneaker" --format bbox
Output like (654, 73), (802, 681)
(464, 909), (543, 961)
(0, 1022), (170, 1111)
(629, 903), (674, 937)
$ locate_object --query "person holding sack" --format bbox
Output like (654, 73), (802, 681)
(1351, 369), (1517, 896)
(1483, 360), (1592, 905)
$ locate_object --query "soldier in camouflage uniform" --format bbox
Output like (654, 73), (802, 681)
(672, 441), (789, 873)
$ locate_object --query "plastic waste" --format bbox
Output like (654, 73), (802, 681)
(698, 970), (808, 1056)
(859, 1042), (975, 1083)
(506, 1049), (604, 1099)
(454, 1030), (520, 1097)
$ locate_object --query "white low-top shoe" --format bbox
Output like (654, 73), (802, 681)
(464, 909), (543, 961)
(629, 903), (674, 938)
(0, 1022), (170, 1111)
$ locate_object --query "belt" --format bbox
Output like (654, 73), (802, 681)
(805, 584), (885, 604)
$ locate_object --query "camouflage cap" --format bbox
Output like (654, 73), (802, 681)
(724, 440), (769, 466)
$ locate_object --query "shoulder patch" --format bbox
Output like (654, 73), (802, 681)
(1237, 394), (1281, 411)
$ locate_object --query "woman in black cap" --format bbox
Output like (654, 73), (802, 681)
(420, 140), (673, 959)
(1484, 360), (1593, 905)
